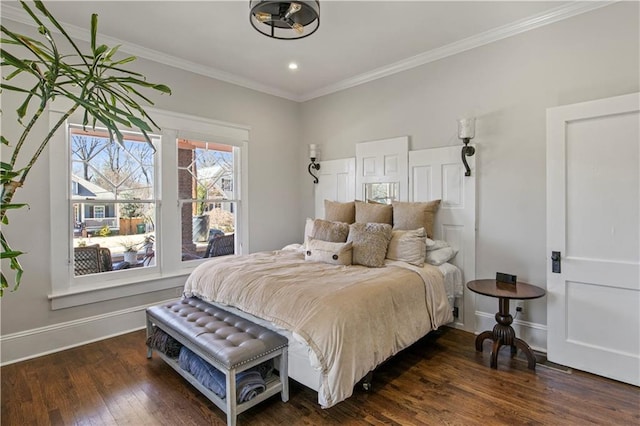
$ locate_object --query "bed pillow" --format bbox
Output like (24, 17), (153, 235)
(392, 200), (441, 238)
(425, 246), (458, 266)
(303, 217), (314, 246)
(426, 238), (449, 251)
(386, 228), (427, 267)
(311, 218), (350, 243)
(347, 222), (393, 267)
(324, 200), (355, 224)
(355, 200), (393, 225)
(305, 238), (353, 266)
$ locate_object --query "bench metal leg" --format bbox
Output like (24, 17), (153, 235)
(226, 368), (237, 426)
(278, 349), (289, 402)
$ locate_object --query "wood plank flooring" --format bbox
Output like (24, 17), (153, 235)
(2, 327), (638, 425)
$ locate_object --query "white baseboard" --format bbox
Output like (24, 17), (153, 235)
(474, 311), (548, 353)
(0, 298), (176, 366)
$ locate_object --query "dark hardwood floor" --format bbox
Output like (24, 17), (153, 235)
(2, 327), (638, 425)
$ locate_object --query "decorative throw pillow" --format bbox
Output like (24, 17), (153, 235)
(386, 228), (426, 267)
(305, 238), (353, 266)
(324, 200), (356, 224)
(425, 246), (458, 266)
(355, 200), (393, 225)
(426, 238), (449, 251)
(311, 218), (350, 243)
(392, 200), (441, 238)
(347, 222), (393, 267)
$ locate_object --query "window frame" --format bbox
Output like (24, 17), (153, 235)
(48, 101), (250, 309)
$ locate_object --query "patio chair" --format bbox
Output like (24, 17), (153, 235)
(204, 233), (235, 258)
(74, 246), (129, 275)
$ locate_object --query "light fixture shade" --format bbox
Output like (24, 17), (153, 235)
(250, 1), (320, 40)
(309, 143), (318, 159)
(458, 118), (476, 140)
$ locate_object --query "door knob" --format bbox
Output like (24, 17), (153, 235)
(551, 251), (561, 273)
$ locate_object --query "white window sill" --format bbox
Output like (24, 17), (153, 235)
(48, 270), (193, 310)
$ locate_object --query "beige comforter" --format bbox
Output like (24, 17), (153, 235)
(183, 249), (453, 408)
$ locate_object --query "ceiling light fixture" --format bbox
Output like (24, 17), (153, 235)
(288, 62), (298, 70)
(250, 1), (320, 40)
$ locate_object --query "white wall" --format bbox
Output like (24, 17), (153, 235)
(299, 2), (639, 343)
(0, 20), (301, 358)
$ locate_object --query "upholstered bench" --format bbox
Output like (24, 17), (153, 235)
(146, 298), (289, 426)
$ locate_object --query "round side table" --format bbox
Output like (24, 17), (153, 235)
(467, 279), (546, 370)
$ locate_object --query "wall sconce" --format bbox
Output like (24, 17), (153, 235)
(308, 144), (321, 184)
(458, 118), (476, 176)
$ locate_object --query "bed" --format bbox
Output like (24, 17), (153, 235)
(180, 142), (475, 408)
(182, 216), (462, 408)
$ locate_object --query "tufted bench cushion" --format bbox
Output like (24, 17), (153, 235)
(147, 298), (287, 369)
(146, 297), (289, 426)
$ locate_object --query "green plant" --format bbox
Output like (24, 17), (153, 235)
(120, 238), (141, 253)
(120, 234), (153, 253)
(120, 193), (144, 218)
(96, 224), (111, 237)
(195, 183), (208, 216)
(143, 234), (155, 246)
(0, 0), (171, 295)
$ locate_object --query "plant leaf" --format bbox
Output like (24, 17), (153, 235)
(153, 84), (172, 94)
(1, 250), (24, 259)
(91, 13), (97, 52)
(1, 203), (28, 210)
(16, 92), (34, 119)
(94, 44), (108, 56)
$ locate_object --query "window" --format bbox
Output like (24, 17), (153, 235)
(178, 140), (237, 261)
(93, 206), (105, 219)
(364, 182), (399, 204)
(70, 126), (157, 276)
(49, 105), (249, 309)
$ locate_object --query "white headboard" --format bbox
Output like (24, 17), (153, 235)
(409, 146), (476, 331)
(314, 158), (356, 219)
(316, 143), (476, 332)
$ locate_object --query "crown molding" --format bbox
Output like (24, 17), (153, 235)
(0, 4), (301, 101)
(2, 1), (616, 103)
(300, 1), (617, 101)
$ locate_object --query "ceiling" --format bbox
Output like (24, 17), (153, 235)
(3, 1), (607, 101)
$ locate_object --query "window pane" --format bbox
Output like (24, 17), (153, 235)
(73, 202), (156, 276)
(71, 130), (155, 199)
(364, 182), (398, 204)
(180, 201), (236, 261)
(70, 126), (157, 277)
(94, 206), (105, 218)
(178, 139), (236, 262)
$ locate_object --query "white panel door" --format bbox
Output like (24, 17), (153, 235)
(410, 146), (476, 332)
(355, 137), (409, 202)
(314, 158), (356, 219)
(547, 92), (640, 386)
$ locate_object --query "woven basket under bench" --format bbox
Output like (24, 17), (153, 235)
(146, 298), (289, 426)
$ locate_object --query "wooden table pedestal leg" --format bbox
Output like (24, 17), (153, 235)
(475, 297), (536, 370)
(514, 337), (537, 370)
(475, 330), (494, 352)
